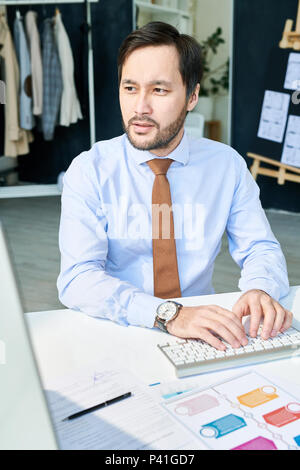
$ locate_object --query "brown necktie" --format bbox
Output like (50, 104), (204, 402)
(147, 158), (181, 299)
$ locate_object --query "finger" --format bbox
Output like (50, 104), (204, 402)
(248, 302), (263, 337)
(197, 328), (226, 351)
(232, 300), (250, 321)
(206, 308), (248, 345)
(260, 299), (277, 340)
(270, 304), (287, 337)
(212, 305), (247, 331)
(199, 317), (242, 349)
(279, 310), (293, 332)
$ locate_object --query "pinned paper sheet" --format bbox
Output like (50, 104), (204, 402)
(281, 115), (300, 168)
(257, 90), (290, 143)
(284, 52), (300, 90)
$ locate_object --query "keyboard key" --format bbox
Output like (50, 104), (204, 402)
(225, 350), (235, 357)
(281, 338), (292, 345)
(235, 348), (245, 355)
(205, 354), (216, 360)
(184, 358), (196, 364)
(215, 351), (226, 358)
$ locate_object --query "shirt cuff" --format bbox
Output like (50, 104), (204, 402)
(126, 292), (164, 329)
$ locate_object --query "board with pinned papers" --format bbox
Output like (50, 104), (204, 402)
(247, 1), (300, 184)
(247, 46), (300, 184)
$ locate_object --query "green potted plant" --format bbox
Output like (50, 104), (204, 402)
(194, 27), (229, 121)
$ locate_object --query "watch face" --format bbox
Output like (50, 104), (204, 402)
(157, 301), (177, 322)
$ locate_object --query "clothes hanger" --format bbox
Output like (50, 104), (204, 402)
(54, 6), (60, 23)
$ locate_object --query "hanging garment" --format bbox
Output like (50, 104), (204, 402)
(0, 10), (33, 157)
(25, 11), (43, 116)
(42, 18), (62, 141)
(0, 45), (5, 156)
(54, 11), (82, 126)
(77, 20), (89, 119)
(14, 12), (35, 130)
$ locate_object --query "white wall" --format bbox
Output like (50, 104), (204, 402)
(193, 0), (231, 79)
(134, 0), (233, 143)
(193, 0), (232, 143)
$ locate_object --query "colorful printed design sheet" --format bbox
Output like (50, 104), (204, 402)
(163, 371), (300, 450)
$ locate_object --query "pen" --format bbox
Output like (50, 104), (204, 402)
(62, 391), (132, 421)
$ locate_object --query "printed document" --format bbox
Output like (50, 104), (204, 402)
(281, 114), (300, 168)
(163, 370), (300, 450)
(257, 90), (290, 143)
(45, 362), (206, 450)
(284, 52), (300, 90)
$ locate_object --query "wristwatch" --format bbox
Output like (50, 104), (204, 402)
(155, 301), (183, 333)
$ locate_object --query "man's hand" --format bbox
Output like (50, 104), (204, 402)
(232, 289), (293, 340)
(166, 305), (248, 351)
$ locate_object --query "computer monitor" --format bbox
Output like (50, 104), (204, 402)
(0, 223), (58, 450)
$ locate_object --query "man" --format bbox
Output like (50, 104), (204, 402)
(57, 22), (292, 351)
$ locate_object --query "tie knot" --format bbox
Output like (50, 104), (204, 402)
(147, 158), (174, 176)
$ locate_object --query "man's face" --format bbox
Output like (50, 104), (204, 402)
(119, 45), (197, 154)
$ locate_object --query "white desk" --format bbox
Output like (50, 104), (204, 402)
(26, 287), (300, 391)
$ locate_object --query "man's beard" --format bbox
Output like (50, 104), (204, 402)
(122, 104), (188, 151)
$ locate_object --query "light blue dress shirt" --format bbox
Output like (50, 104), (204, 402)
(57, 131), (289, 328)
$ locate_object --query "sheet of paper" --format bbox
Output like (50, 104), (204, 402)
(45, 362), (206, 450)
(163, 370), (300, 450)
(148, 370), (240, 403)
(257, 90), (290, 143)
(284, 52), (300, 90)
(281, 114), (300, 168)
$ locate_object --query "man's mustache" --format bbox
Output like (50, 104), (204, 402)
(129, 117), (159, 128)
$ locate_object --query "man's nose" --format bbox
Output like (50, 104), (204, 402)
(135, 91), (152, 115)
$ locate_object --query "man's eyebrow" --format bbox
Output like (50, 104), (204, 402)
(148, 80), (172, 87)
(121, 79), (138, 85)
(121, 79), (172, 87)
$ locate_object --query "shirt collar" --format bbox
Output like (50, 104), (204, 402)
(125, 129), (190, 167)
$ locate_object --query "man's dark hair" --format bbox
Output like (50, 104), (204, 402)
(118, 21), (203, 99)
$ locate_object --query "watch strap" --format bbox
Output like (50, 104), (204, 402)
(156, 316), (169, 333)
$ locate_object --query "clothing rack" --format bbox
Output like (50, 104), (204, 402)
(0, 0), (98, 198)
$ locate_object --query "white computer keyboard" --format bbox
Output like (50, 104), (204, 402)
(157, 325), (300, 378)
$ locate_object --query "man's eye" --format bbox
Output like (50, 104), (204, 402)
(154, 88), (167, 94)
(125, 86), (136, 92)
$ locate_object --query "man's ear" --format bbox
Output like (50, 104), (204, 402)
(187, 83), (200, 112)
